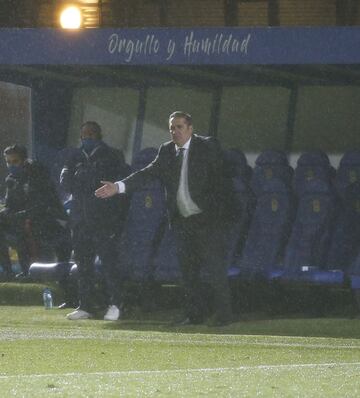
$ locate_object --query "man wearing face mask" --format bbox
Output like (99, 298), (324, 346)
(60, 121), (130, 321)
(0, 144), (70, 280)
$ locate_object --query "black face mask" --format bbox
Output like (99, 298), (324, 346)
(7, 164), (23, 177)
(81, 138), (101, 153)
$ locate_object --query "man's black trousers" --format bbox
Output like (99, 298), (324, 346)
(72, 223), (121, 312)
(173, 212), (232, 322)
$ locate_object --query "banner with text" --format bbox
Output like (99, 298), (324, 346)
(0, 27), (359, 65)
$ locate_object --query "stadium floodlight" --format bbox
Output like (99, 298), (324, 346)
(60, 5), (82, 29)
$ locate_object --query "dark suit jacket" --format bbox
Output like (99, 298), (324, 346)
(60, 143), (130, 229)
(123, 134), (233, 222)
(2, 160), (68, 234)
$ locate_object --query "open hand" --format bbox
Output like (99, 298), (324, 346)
(95, 181), (119, 198)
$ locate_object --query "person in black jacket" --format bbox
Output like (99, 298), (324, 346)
(61, 121), (130, 321)
(0, 144), (71, 280)
(96, 112), (234, 326)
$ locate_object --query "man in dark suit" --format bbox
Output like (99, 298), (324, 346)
(96, 111), (233, 325)
(61, 121), (130, 321)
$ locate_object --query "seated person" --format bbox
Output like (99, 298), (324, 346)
(0, 144), (71, 279)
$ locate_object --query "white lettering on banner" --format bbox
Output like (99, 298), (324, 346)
(108, 31), (252, 62)
(184, 31), (251, 58)
(108, 33), (160, 62)
(166, 39), (176, 60)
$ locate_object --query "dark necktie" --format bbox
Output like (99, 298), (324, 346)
(175, 147), (185, 181)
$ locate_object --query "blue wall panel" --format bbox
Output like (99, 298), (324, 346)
(0, 27), (358, 65)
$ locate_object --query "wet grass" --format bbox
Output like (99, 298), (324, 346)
(0, 306), (360, 397)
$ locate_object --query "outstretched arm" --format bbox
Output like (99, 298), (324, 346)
(95, 144), (165, 199)
(95, 180), (121, 198)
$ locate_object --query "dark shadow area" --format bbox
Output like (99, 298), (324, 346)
(98, 282), (360, 340)
(100, 310), (360, 340)
(1, 280), (360, 339)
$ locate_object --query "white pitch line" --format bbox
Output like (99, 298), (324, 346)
(120, 337), (360, 350)
(1, 362), (360, 380)
(1, 333), (360, 351)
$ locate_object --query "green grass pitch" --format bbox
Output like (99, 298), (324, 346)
(0, 306), (360, 397)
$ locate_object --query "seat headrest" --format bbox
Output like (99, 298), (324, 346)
(255, 150), (289, 166)
(297, 150), (330, 167)
(223, 149), (251, 179)
(339, 150), (360, 166)
(132, 147), (158, 170)
(223, 149), (248, 167)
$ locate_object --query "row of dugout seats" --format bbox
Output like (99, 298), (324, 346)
(116, 147), (360, 292)
(228, 149), (360, 289)
(29, 147), (360, 297)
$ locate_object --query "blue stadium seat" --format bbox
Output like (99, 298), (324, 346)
(326, 181), (360, 274)
(335, 150), (360, 198)
(223, 148), (252, 182)
(335, 154), (360, 292)
(281, 178), (342, 285)
(232, 178), (293, 280)
(117, 147), (167, 282)
(153, 225), (181, 283)
(347, 180), (360, 290)
(51, 147), (82, 201)
(131, 147), (158, 170)
(350, 252), (360, 289)
(223, 149), (256, 278)
(350, 275), (360, 289)
(251, 149), (293, 196)
(225, 177), (256, 277)
(294, 150), (335, 196)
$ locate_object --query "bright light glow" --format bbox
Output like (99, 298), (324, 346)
(60, 6), (82, 29)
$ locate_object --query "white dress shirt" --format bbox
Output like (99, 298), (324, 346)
(115, 137), (202, 218)
(175, 137), (202, 217)
(115, 179), (126, 193)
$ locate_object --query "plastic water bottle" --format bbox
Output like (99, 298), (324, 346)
(43, 288), (53, 309)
